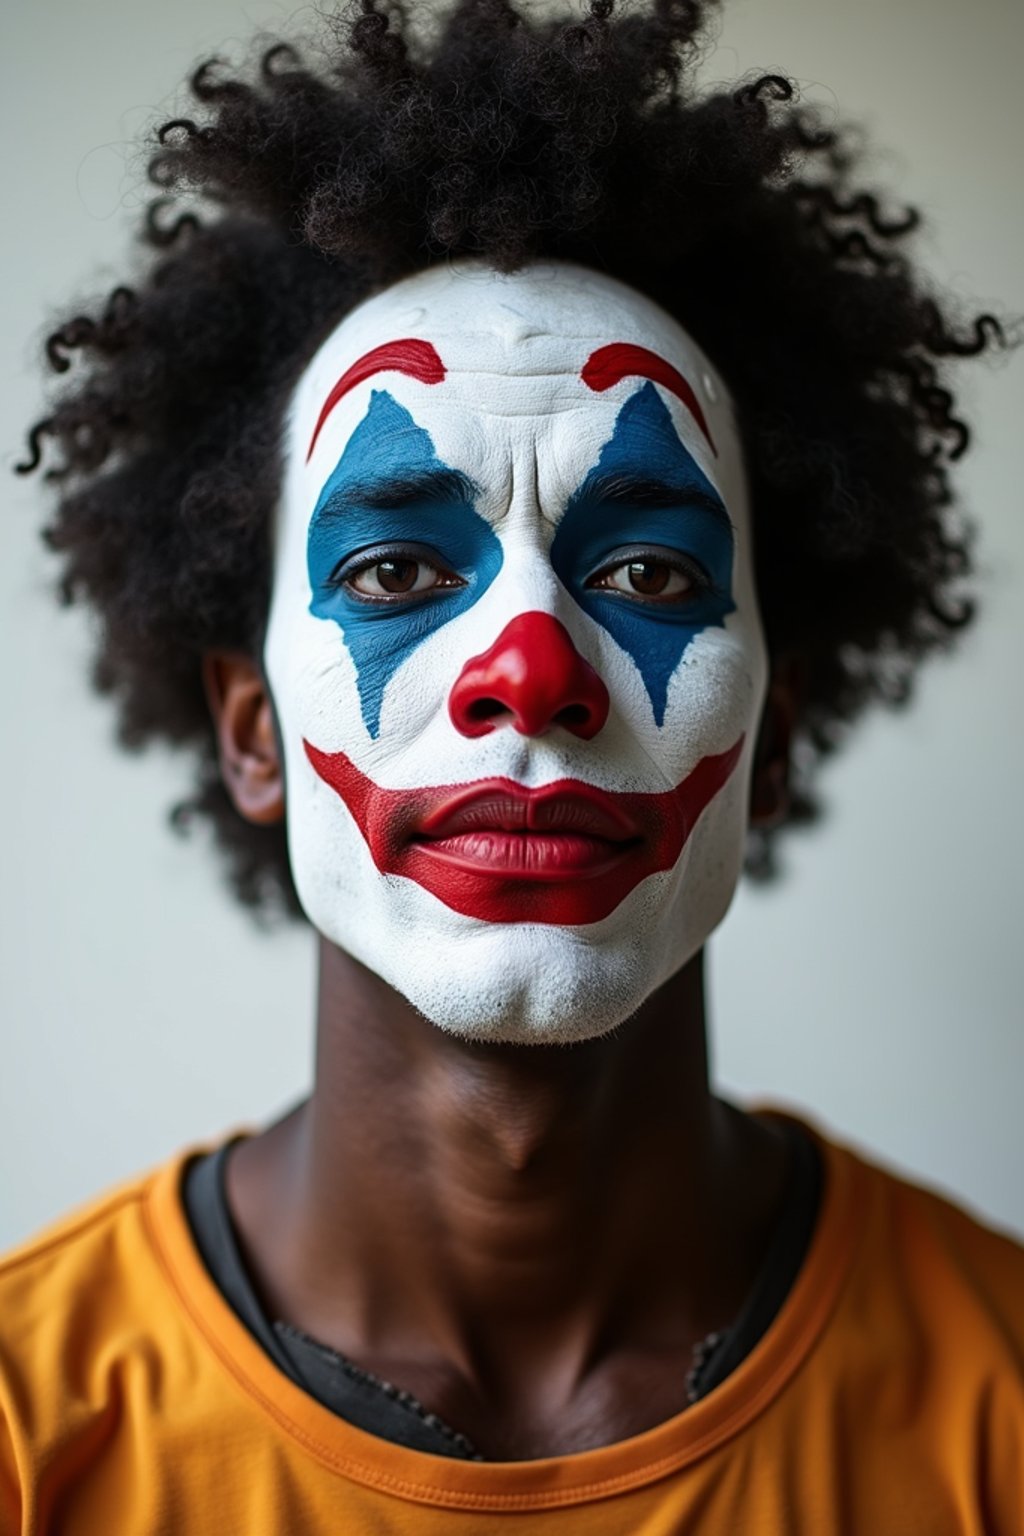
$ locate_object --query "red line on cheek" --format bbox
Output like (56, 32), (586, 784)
(302, 736), (744, 925)
(581, 342), (717, 455)
(305, 339), (447, 462)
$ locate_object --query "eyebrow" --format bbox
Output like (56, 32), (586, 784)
(306, 339), (447, 463)
(581, 471), (733, 528)
(314, 467), (479, 518)
(581, 343), (717, 456)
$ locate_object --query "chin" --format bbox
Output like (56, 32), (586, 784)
(303, 817), (745, 1045)
(392, 924), (659, 1045)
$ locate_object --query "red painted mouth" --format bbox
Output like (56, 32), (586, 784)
(303, 736), (744, 925)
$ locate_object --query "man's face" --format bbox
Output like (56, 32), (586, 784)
(264, 262), (767, 1041)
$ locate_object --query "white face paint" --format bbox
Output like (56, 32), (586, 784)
(264, 261), (767, 1042)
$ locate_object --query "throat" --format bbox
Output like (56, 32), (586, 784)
(224, 942), (791, 1445)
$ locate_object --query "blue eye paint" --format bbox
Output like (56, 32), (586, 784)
(307, 390), (502, 737)
(550, 383), (736, 726)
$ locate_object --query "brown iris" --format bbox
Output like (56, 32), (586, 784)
(375, 558), (420, 593)
(626, 559), (671, 596)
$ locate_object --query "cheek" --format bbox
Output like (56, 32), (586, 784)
(572, 604), (766, 798)
(659, 624), (765, 747)
(265, 603), (360, 738)
(264, 568), (502, 794)
(265, 600), (452, 806)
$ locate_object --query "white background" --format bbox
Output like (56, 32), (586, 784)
(2, 0), (1022, 1248)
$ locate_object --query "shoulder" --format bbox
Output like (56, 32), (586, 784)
(0, 1152), (205, 1471)
(0, 1143), (285, 1530)
(808, 1120), (1024, 1370)
(0, 1164), (170, 1342)
(1, 1168), (153, 1273)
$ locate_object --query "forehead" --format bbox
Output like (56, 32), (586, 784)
(300, 261), (712, 387)
(287, 262), (738, 503)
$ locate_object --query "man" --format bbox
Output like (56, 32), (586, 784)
(3, 2), (1021, 1530)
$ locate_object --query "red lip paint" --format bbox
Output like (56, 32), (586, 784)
(303, 737), (745, 926)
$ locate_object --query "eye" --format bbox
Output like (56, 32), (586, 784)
(349, 557), (444, 598)
(331, 545), (465, 603)
(587, 548), (708, 605)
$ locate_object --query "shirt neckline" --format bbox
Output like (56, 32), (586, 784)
(144, 1111), (866, 1512)
(181, 1116), (820, 1450)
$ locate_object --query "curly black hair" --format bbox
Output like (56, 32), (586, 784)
(18, 0), (1004, 917)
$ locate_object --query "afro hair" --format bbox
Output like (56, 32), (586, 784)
(19, 0), (1005, 916)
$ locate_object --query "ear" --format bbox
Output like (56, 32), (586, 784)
(749, 653), (804, 830)
(201, 652), (286, 825)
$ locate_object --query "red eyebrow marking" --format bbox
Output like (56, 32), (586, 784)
(581, 342), (716, 455)
(306, 339), (446, 462)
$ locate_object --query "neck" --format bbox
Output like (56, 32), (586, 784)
(230, 939), (786, 1382)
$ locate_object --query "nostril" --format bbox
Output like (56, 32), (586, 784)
(466, 697), (508, 726)
(555, 704), (591, 730)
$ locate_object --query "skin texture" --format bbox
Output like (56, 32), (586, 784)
(263, 263), (768, 1041)
(205, 261), (800, 1459)
(223, 949), (792, 1460)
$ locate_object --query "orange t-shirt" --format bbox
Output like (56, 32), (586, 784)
(1, 1122), (1022, 1535)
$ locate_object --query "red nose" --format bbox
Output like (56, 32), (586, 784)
(448, 612), (610, 740)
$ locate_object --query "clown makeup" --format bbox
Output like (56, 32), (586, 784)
(264, 262), (768, 1042)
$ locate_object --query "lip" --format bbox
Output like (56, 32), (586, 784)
(304, 736), (745, 926)
(412, 783), (641, 881)
(420, 782), (639, 838)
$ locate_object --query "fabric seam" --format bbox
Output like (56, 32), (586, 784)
(142, 1138), (862, 1511)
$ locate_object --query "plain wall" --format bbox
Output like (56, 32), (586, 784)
(2, 0), (1022, 1249)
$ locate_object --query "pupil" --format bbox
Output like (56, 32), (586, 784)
(628, 560), (668, 596)
(378, 559), (418, 593)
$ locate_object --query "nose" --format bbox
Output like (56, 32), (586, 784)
(448, 612), (610, 740)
